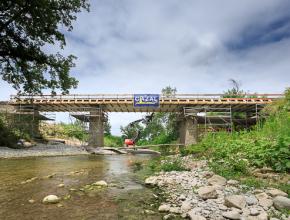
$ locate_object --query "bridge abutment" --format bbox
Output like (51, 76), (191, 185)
(88, 110), (104, 147)
(179, 116), (198, 146)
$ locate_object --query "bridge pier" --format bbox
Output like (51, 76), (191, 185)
(180, 116), (198, 146)
(88, 110), (104, 147)
(32, 111), (41, 138)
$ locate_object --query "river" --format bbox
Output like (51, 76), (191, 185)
(0, 155), (163, 220)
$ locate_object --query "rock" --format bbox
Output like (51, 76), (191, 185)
(58, 183), (65, 188)
(57, 204), (63, 208)
(28, 199), (35, 204)
(273, 196), (290, 210)
(145, 176), (158, 185)
(169, 207), (181, 214)
(208, 175), (227, 186)
(163, 214), (176, 220)
(222, 210), (241, 220)
(197, 186), (218, 199)
(227, 180), (239, 186)
(257, 212), (268, 220)
(255, 193), (268, 200)
(187, 211), (206, 220)
(253, 189), (264, 194)
(181, 201), (192, 212)
(158, 204), (170, 212)
(218, 204), (228, 211)
(144, 209), (155, 215)
(249, 208), (259, 216)
(267, 189), (288, 197)
(245, 195), (258, 206)
(224, 195), (246, 209)
(42, 195), (60, 204)
(92, 180), (108, 187)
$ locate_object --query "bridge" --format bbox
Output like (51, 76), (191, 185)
(7, 93), (283, 147)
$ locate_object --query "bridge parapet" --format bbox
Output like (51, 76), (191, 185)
(8, 93), (283, 113)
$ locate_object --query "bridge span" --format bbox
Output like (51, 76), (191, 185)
(7, 93), (283, 147)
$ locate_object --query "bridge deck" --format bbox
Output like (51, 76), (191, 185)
(9, 94), (282, 113)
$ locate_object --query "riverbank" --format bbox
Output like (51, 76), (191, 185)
(144, 156), (290, 220)
(0, 144), (89, 158)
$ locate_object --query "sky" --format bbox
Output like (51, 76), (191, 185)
(1, 0), (290, 135)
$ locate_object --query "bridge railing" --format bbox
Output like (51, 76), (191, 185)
(10, 93), (283, 102)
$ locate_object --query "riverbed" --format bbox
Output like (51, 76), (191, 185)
(0, 155), (163, 220)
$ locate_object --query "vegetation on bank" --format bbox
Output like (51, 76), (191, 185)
(40, 121), (123, 147)
(186, 88), (289, 173)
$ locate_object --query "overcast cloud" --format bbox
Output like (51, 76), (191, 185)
(1, 0), (290, 135)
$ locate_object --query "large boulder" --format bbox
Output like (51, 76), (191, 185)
(42, 195), (60, 204)
(224, 195), (246, 209)
(266, 188), (288, 197)
(256, 192), (273, 209)
(197, 186), (218, 199)
(273, 196), (290, 210)
(208, 175), (227, 186)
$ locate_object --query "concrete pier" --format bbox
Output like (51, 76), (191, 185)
(180, 116), (198, 145)
(88, 110), (104, 147)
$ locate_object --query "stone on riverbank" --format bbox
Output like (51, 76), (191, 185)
(273, 196), (290, 210)
(187, 211), (206, 220)
(145, 176), (158, 185)
(267, 188), (288, 197)
(42, 195), (60, 204)
(158, 204), (170, 212)
(197, 186), (218, 199)
(92, 180), (108, 187)
(224, 195), (246, 209)
(222, 210), (241, 220)
(208, 175), (227, 186)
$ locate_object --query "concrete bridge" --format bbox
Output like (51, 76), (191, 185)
(8, 93), (282, 146)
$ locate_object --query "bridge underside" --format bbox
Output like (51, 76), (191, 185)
(7, 94), (281, 147)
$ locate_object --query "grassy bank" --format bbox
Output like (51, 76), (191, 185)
(181, 89), (290, 194)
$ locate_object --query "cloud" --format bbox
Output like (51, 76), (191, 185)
(1, 0), (290, 135)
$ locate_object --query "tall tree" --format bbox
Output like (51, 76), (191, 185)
(0, 0), (89, 94)
(223, 79), (246, 98)
(162, 86), (177, 98)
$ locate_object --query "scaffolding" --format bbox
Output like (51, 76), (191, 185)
(184, 106), (233, 136)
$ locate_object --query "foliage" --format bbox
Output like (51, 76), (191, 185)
(144, 157), (189, 173)
(0, 0), (89, 94)
(41, 121), (88, 141)
(0, 113), (32, 147)
(162, 86), (177, 98)
(222, 79), (246, 98)
(121, 86), (180, 145)
(187, 88), (290, 173)
(104, 134), (123, 147)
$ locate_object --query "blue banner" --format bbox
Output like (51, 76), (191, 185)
(134, 94), (160, 108)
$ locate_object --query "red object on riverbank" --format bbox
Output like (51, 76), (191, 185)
(124, 139), (135, 147)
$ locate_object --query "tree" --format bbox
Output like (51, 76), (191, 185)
(0, 0), (89, 94)
(162, 86), (177, 98)
(223, 79), (246, 98)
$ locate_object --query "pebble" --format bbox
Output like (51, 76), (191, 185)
(42, 195), (60, 204)
(158, 204), (170, 212)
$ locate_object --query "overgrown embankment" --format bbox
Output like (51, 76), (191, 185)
(40, 122), (123, 147)
(185, 89), (289, 175)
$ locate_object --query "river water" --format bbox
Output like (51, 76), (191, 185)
(0, 155), (163, 220)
